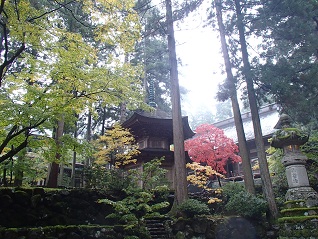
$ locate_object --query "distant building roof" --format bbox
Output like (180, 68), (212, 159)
(213, 104), (280, 142)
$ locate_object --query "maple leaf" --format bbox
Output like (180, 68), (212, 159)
(185, 124), (241, 174)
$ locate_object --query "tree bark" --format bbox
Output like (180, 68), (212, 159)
(46, 118), (64, 188)
(119, 102), (127, 123)
(14, 151), (25, 187)
(71, 114), (79, 187)
(86, 110), (92, 167)
(234, 0), (278, 219)
(215, 0), (255, 195)
(165, 0), (188, 207)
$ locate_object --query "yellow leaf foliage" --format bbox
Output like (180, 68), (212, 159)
(94, 123), (140, 167)
(186, 162), (224, 191)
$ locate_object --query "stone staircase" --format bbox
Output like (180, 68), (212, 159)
(145, 216), (172, 239)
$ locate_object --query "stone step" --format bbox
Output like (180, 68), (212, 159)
(145, 217), (171, 239)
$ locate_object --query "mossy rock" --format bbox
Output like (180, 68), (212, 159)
(0, 194), (13, 208)
(278, 215), (318, 223)
(13, 190), (30, 206)
(271, 128), (309, 148)
(0, 188), (14, 197)
(17, 187), (34, 196)
(279, 225), (318, 238)
(283, 200), (306, 209)
(31, 194), (42, 208)
(1, 225), (121, 239)
(281, 207), (318, 217)
(3, 229), (20, 239)
(48, 214), (70, 225)
(49, 201), (68, 214)
(32, 187), (45, 196)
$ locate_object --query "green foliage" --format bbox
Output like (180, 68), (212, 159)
(253, 0), (318, 128)
(97, 158), (171, 228)
(225, 191), (268, 219)
(99, 189), (170, 228)
(133, 0), (171, 112)
(302, 131), (318, 191)
(266, 147), (288, 199)
(84, 165), (133, 192)
(177, 199), (210, 218)
(221, 182), (245, 199)
(42, 134), (94, 164)
(129, 157), (169, 191)
(302, 132), (318, 160)
(85, 158), (170, 194)
(220, 182), (268, 219)
(0, 0), (146, 185)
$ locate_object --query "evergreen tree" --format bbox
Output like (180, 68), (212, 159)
(208, 0), (278, 218)
(252, 0), (318, 129)
(214, 0), (255, 195)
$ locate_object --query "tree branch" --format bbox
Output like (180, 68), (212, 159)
(0, 118), (47, 164)
(0, 42), (25, 87)
(0, 138), (28, 163)
(27, 0), (76, 22)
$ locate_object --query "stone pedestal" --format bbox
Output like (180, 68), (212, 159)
(285, 187), (318, 206)
(280, 148), (318, 204)
(285, 165), (309, 188)
(271, 114), (318, 206)
(272, 114), (318, 239)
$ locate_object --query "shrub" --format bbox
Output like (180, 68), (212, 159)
(225, 191), (268, 219)
(84, 165), (133, 192)
(177, 199), (210, 217)
(222, 182), (245, 200)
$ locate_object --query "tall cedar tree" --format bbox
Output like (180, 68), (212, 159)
(214, 0), (255, 194)
(233, 0), (278, 219)
(165, 0), (188, 207)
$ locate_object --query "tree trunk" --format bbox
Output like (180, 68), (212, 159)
(119, 102), (127, 123)
(46, 118), (65, 188)
(2, 167), (7, 186)
(234, 0), (278, 219)
(71, 114), (79, 187)
(215, 0), (255, 195)
(101, 107), (107, 136)
(86, 110), (92, 167)
(14, 152), (25, 187)
(83, 110), (93, 188)
(165, 0), (188, 208)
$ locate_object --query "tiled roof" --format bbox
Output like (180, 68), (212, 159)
(213, 104), (280, 142)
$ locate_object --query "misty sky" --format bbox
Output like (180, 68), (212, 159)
(174, 8), (224, 117)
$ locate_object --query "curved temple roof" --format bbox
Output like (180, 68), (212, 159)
(122, 109), (195, 141)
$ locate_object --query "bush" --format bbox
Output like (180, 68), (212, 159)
(222, 182), (245, 200)
(84, 165), (133, 192)
(177, 199), (210, 217)
(225, 191), (268, 219)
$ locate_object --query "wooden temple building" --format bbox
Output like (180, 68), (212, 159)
(213, 103), (280, 178)
(121, 108), (194, 188)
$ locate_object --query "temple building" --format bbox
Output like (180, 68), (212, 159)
(121, 108), (194, 188)
(213, 103), (280, 177)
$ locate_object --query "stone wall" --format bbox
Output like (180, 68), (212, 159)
(0, 188), (115, 227)
(170, 216), (274, 239)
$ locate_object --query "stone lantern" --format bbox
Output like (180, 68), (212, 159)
(271, 114), (318, 206)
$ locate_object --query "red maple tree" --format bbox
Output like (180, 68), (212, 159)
(185, 124), (241, 175)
